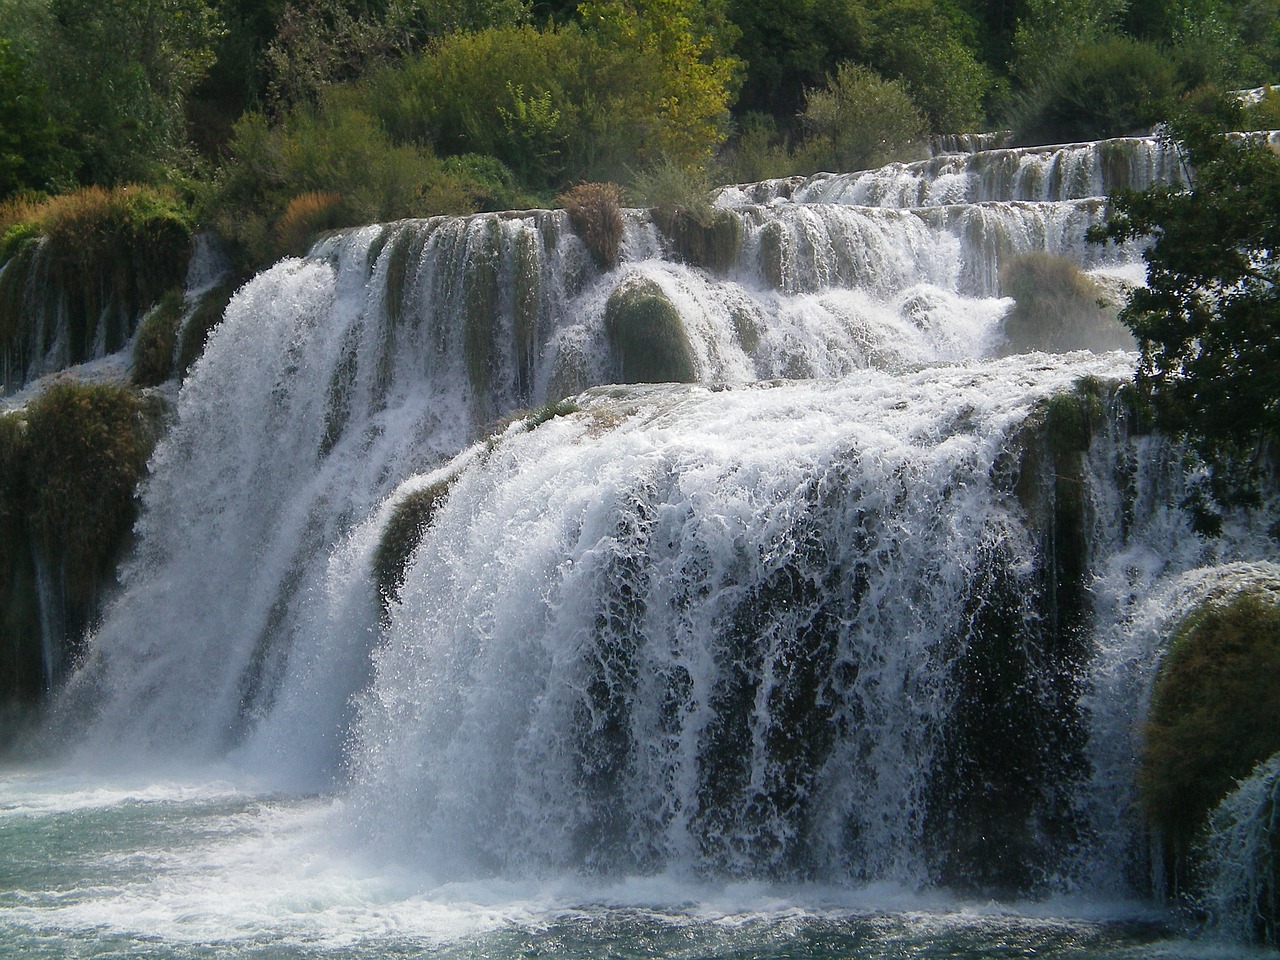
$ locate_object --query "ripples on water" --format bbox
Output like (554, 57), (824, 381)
(1, 771), (1258, 960)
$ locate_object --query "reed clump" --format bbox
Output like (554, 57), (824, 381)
(559, 182), (624, 270)
(274, 191), (346, 258)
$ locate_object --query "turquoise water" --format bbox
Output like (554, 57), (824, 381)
(2, 767), (1271, 960)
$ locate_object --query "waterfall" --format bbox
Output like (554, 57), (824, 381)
(36, 135), (1277, 906)
(715, 136), (1188, 208)
(1203, 752), (1280, 944)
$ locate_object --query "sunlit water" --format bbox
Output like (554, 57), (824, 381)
(3, 769), (1275, 960)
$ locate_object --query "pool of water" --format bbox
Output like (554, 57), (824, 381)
(0, 766), (1269, 960)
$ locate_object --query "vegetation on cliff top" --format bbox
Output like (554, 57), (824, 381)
(0, 0), (1275, 275)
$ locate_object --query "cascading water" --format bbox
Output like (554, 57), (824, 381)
(7, 132), (1278, 956)
(714, 136), (1189, 208)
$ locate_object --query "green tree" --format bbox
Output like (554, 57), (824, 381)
(578, 0), (740, 167)
(1009, 35), (1179, 144)
(1089, 105), (1280, 525)
(15, 0), (225, 185)
(799, 61), (926, 171)
(726, 0), (865, 120)
(862, 0), (991, 132)
(0, 38), (69, 196)
(1010, 0), (1128, 81)
(261, 0), (530, 116)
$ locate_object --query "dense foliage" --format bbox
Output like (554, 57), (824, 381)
(1089, 105), (1280, 525)
(0, 0), (1275, 273)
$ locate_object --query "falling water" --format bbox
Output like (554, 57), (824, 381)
(6, 132), (1278, 956)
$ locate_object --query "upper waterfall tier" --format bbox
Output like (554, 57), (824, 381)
(715, 136), (1187, 208)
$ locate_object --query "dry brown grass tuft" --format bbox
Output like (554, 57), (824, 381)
(274, 191), (346, 258)
(558, 182), (624, 269)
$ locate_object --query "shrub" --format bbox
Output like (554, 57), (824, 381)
(714, 113), (808, 185)
(627, 156), (713, 218)
(603, 277), (697, 383)
(131, 288), (184, 387)
(23, 380), (153, 606)
(1009, 36), (1180, 145)
(559, 182), (625, 270)
(997, 253), (1133, 355)
(366, 20), (732, 191)
(442, 154), (540, 211)
(210, 99), (459, 271)
(799, 62), (928, 173)
(627, 158), (742, 271)
(1142, 587), (1280, 866)
(627, 158), (742, 273)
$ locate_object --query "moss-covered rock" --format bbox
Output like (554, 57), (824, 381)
(603, 278), (697, 384)
(729, 300), (764, 355)
(757, 220), (786, 291)
(372, 478), (454, 616)
(0, 379), (158, 694)
(1143, 585), (1280, 881)
(177, 280), (238, 377)
(524, 398), (582, 430)
(24, 381), (154, 606)
(132, 288), (184, 387)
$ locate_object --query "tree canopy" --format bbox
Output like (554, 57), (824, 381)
(3, 0), (1280, 273)
(1089, 105), (1280, 525)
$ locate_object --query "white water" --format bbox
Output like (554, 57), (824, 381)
(8, 132), (1280, 954)
(715, 136), (1187, 208)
